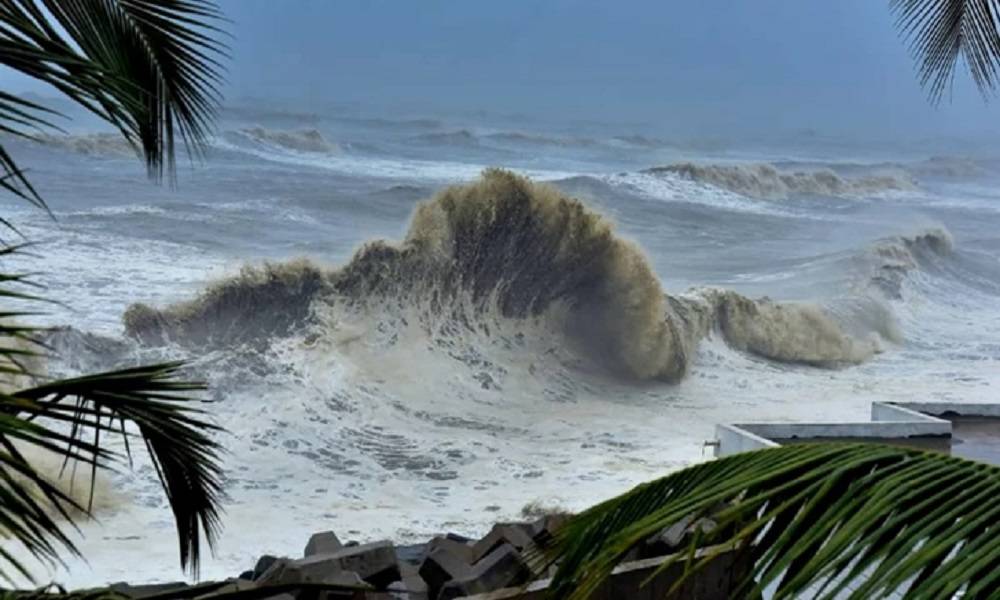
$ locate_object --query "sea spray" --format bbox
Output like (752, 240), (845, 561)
(125, 259), (327, 347)
(866, 228), (953, 299)
(124, 169), (899, 380)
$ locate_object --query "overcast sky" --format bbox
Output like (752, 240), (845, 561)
(2, 0), (996, 139)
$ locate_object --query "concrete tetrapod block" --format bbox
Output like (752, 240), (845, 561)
(193, 579), (257, 599)
(387, 571), (431, 600)
(460, 545), (754, 600)
(322, 540), (402, 589)
(108, 582), (192, 598)
(428, 536), (476, 564)
(437, 543), (531, 600)
(419, 543), (475, 599)
(470, 524), (534, 563)
(253, 555), (281, 580)
(306, 531), (345, 557)
(257, 542), (400, 589)
(643, 516), (717, 558)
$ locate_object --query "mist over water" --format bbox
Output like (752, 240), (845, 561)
(3, 100), (1000, 585)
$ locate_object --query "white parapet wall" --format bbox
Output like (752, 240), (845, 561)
(889, 402), (1000, 418)
(714, 401), (962, 458)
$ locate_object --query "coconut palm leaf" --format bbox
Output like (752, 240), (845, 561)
(0, 260), (221, 582)
(542, 443), (1000, 600)
(0, 0), (229, 584)
(0, 0), (226, 196)
(0, 362), (224, 580)
(892, 0), (1000, 102)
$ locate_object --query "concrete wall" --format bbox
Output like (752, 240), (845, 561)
(714, 401), (960, 457)
(892, 402), (1000, 418)
(715, 424), (778, 455)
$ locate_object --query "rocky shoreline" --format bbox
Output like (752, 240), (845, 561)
(107, 512), (746, 600)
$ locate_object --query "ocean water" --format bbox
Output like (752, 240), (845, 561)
(3, 107), (1000, 586)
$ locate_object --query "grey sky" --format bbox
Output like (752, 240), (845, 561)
(2, 1), (996, 139)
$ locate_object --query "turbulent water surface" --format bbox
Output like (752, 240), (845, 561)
(3, 108), (1000, 585)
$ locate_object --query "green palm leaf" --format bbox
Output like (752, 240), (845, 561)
(0, 363), (225, 580)
(0, 0), (229, 585)
(543, 443), (1000, 599)
(892, 0), (1000, 102)
(0, 0), (226, 204)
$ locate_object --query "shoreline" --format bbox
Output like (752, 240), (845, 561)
(103, 510), (746, 600)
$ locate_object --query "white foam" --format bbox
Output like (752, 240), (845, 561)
(4, 147), (999, 590)
(603, 171), (796, 216)
(211, 138), (577, 183)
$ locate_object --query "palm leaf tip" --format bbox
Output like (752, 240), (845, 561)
(0, 0), (228, 182)
(544, 443), (1000, 600)
(6, 362), (225, 578)
(891, 0), (1000, 103)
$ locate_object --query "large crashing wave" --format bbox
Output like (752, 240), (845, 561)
(125, 170), (890, 381)
(646, 162), (917, 200)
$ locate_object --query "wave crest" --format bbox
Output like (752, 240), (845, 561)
(233, 127), (338, 153)
(646, 162), (917, 199)
(703, 290), (880, 365)
(125, 259), (327, 347)
(866, 228), (953, 299)
(32, 133), (136, 157)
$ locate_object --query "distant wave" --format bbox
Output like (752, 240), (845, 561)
(775, 156), (987, 180)
(409, 129), (601, 149)
(28, 127), (340, 158)
(411, 129), (480, 146)
(484, 131), (598, 148)
(411, 129), (676, 150)
(866, 228), (953, 300)
(31, 133), (136, 157)
(125, 170), (887, 382)
(230, 127), (338, 153)
(610, 134), (664, 148)
(645, 162), (918, 199)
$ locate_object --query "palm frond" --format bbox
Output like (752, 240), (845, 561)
(892, 0), (1000, 103)
(3, 362), (225, 578)
(543, 443), (1000, 600)
(0, 245), (56, 381)
(0, 0), (227, 185)
(0, 0), (229, 585)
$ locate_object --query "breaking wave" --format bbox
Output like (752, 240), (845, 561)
(865, 228), (953, 299)
(231, 127), (338, 153)
(124, 170), (893, 382)
(645, 162), (918, 199)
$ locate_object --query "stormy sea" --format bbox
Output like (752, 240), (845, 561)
(5, 104), (1000, 585)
